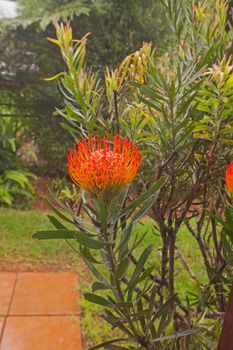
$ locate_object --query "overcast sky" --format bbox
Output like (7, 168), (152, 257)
(0, 0), (18, 19)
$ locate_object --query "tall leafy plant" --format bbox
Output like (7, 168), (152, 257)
(33, 135), (201, 349)
(35, 0), (233, 348)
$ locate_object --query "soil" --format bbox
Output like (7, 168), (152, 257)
(31, 176), (53, 211)
(0, 258), (78, 273)
(18, 138), (54, 211)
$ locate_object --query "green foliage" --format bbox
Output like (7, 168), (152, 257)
(78, 0), (173, 68)
(0, 117), (35, 206)
(0, 0), (229, 347)
(195, 57), (233, 146)
(78, 217), (222, 348)
(32, 179), (206, 349)
(0, 116), (22, 172)
(52, 177), (80, 201)
(209, 205), (233, 272)
(0, 170), (35, 206)
(162, 0), (233, 60)
(39, 1), (233, 348)
(8, 0), (90, 29)
(0, 0), (172, 178)
(0, 24), (73, 176)
(15, 0), (172, 64)
(0, 206), (219, 347)
(47, 24), (105, 137)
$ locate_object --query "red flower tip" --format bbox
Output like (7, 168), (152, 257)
(226, 162), (233, 194)
(67, 134), (142, 197)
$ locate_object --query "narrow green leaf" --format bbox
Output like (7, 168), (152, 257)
(89, 338), (134, 350)
(81, 247), (102, 264)
(105, 345), (130, 350)
(131, 198), (154, 226)
(44, 197), (74, 224)
(116, 258), (130, 279)
(44, 72), (65, 81)
(152, 294), (177, 322)
(33, 229), (77, 240)
(84, 293), (115, 308)
(137, 297), (146, 332)
(97, 196), (107, 231)
(151, 328), (201, 343)
(127, 245), (154, 291)
(47, 215), (67, 229)
(104, 310), (134, 337)
(92, 282), (112, 293)
(76, 233), (105, 249)
(120, 231), (147, 262)
(117, 223), (133, 258)
(82, 256), (108, 284)
(225, 208), (233, 231)
(134, 266), (154, 285)
(116, 177), (166, 222)
(116, 301), (133, 309)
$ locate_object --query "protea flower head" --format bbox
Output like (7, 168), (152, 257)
(226, 162), (233, 195)
(67, 134), (142, 197)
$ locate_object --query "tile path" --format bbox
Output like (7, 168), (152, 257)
(0, 272), (81, 350)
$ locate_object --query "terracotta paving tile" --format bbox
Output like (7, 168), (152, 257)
(0, 273), (17, 315)
(1, 316), (82, 350)
(0, 317), (5, 338)
(10, 273), (78, 315)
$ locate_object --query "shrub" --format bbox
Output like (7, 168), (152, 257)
(0, 116), (35, 206)
(34, 1), (233, 349)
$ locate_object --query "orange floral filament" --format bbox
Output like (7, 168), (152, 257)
(226, 162), (233, 195)
(67, 134), (142, 197)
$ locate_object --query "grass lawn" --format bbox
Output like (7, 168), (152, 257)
(0, 208), (207, 282)
(0, 208), (77, 269)
(0, 207), (209, 346)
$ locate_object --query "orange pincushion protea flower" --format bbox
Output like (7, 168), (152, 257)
(67, 134), (142, 197)
(226, 162), (233, 194)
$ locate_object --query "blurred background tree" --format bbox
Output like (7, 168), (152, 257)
(0, 0), (172, 179)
